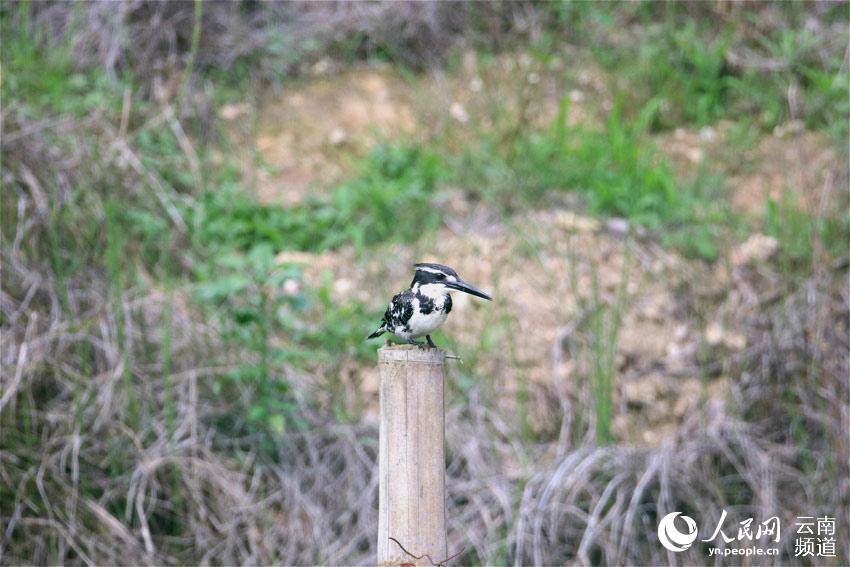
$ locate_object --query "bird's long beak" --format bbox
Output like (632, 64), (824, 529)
(447, 279), (492, 300)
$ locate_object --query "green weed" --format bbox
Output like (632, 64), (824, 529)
(660, 167), (740, 262)
(588, 253), (629, 446)
(2, 4), (126, 116)
(452, 97), (727, 260)
(194, 243), (306, 435)
(456, 98), (678, 224)
(105, 201), (139, 427)
(593, 10), (848, 136)
(765, 195), (850, 276)
(309, 276), (376, 362)
(799, 67), (850, 146)
(315, 143), (444, 250)
(179, 0), (204, 103)
(192, 143), (442, 255)
(175, 140), (444, 437)
(637, 20), (732, 127)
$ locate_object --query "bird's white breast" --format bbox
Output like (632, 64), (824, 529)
(406, 295), (449, 338)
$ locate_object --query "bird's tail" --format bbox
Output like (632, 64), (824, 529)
(367, 325), (385, 340)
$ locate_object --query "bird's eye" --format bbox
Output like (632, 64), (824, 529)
(437, 274), (446, 279)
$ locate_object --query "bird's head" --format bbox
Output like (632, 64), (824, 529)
(411, 262), (492, 300)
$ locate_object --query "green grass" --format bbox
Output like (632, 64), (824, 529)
(551, 3), (848, 139)
(589, 253), (629, 446)
(105, 201), (139, 427)
(449, 96), (730, 260)
(191, 143), (443, 255)
(193, 242), (306, 435)
(454, 97), (679, 221)
(629, 20), (733, 128)
(309, 143), (444, 251)
(798, 66), (850, 147)
(765, 195), (850, 276)
(2, 3), (127, 116)
(581, 3), (848, 138)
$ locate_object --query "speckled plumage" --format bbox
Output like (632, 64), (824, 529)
(376, 285), (452, 341)
(368, 263), (489, 347)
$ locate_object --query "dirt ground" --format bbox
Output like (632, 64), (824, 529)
(236, 55), (846, 445)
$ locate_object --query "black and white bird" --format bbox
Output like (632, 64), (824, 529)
(367, 263), (492, 348)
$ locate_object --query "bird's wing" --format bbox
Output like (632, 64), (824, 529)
(383, 290), (414, 328)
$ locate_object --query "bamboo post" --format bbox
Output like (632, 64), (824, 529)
(377, 345), (448, 566)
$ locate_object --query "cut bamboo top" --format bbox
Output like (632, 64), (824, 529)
(378, 345), (446, 364)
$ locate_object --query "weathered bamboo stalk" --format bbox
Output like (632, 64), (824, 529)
(377, 345), (447, 566)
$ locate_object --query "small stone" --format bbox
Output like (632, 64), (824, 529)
(638, 293), (668, 322)
(328, 128), (347, 146)
(606, 217), (629, 236)
(612, 415), (631, 438)
(723, 331), (747, 351)
(219, 103), (250, 120)
(705, 321), (724, 346)
(312, 58), (331, 75)
(699, 126), (717, 142)
(731, 233), (778, 266)
(666, 342), (685, 359)
(673, 396), (692, 418)
(773, 120), (805, 138)
(333, 278), (353, 296)
(642, 430), (660, 444)
(704, 322), (746, 350)
(449, 102), (470, 123)
(274, 251), (316, 265)
(555, 211), (600, 233)
(622, 374), (665, 407)
(685, 147), (704, 164)
(282, 278), (300, 296)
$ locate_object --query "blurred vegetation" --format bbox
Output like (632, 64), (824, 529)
(563, 1), (850, 140)
(2, 1), (848, 565)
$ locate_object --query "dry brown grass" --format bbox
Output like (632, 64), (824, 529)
(22, 0), (546, 89)
(443, 271), (849, 565)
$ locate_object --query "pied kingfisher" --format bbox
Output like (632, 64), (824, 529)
(367, 262), (492, 348)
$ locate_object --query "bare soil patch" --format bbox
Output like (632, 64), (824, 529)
(728, 129), (845, 214)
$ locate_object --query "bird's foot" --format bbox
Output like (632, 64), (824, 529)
(407, 336), (437, 349)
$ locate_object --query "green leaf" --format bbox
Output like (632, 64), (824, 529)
(267, 414), (286, 434)
(194, 274), (251, 303)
